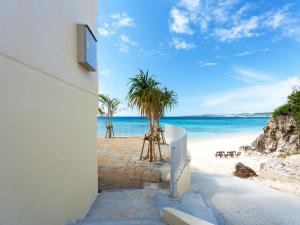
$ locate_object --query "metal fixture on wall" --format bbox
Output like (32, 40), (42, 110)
(77, 24), (97, 71)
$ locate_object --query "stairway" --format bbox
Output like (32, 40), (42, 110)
(156, 192), (220, 225)
(67, 187), (222, 225)
(66, 189), (167, 225)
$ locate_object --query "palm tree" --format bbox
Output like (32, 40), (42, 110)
(127, 70), (159, 162)
(155, 87), (177, 133)
(98, 107), (108, 131)
(98, 94), (121, 138)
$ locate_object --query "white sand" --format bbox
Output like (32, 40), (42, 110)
(188, 133), (266, 175)
(188, 133), (300, 196)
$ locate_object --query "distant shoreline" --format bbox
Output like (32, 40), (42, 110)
(106, 115), (271, 118)
(105, 112), (272, 118)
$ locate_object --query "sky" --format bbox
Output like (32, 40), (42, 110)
(97, 0), (300, 116)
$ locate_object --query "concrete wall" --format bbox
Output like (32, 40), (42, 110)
(174, 159), (191, 198)
(163, 208), (214, 225)
(165, 125), (191, 198)
(0, 1), (98, 225)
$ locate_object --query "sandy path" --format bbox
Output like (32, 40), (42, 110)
(189, 134), (300, 225)
(192, 172), (300, 225)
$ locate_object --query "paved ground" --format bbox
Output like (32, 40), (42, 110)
(67, 188), (166, 225)
(67, 185), (220, 225)
(68, 172), (300, 225)
(192, 172), (300, 225)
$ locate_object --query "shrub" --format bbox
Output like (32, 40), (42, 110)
(273, 88), (300, 130)
(273, 103), (293, 117)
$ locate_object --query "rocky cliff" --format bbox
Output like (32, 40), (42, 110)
(242, 115), (300, 154)
(239, 115), (300, 196)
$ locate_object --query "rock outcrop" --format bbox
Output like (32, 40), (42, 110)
(233, 162), (257, 178)
(239, 115), (300, 195)
(241, 115), (300, 154)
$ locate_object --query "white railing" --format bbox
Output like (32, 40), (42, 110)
(164, 124), (190, 198)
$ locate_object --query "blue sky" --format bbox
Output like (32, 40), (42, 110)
(97, 0), (300, 116)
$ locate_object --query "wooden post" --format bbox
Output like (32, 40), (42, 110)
(140, 134), (146, 160)
(139, 133), (163, 162)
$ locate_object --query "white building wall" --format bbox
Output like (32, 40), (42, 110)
(0, 1), (98, 225)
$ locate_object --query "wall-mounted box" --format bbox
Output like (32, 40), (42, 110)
(77, 24), (97, 71)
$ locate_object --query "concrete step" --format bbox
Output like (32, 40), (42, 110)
(156, 192), (219, 225)
(68, 218), (166, 225)
(67, 188), (221, 225)
(66, 189), (167, 225)
(163, 207), (215, 225)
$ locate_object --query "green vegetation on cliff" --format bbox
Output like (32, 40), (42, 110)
(273, 88), (300, 129)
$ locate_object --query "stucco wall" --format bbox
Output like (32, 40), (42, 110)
(165, 125), (191, 198)
(174, 156), (191, 198)
(0, 1), (98, 225)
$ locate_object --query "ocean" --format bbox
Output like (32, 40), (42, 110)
(97, 116), (269, 140)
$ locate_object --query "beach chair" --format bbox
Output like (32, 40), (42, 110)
(215, 151), (225, 158)
(226, 151), (236, 158)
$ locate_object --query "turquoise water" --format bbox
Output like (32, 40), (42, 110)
(97, 117), (269, 139)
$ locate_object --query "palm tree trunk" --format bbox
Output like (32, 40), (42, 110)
(109, 110), (113, 138)
(155, 117), (160, 142)
(149, 114), (154, 162)
(102, 116), (108, 138)
(107, 109), (111, 138)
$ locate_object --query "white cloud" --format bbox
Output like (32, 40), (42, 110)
(98, 12), (134, 37)
(111, 13), (134, 28)
(259, 48), (270, 52)
(139, 48), (167, 57)
(198, 61), (218, 67)
(98, 23), (113, 36)
(100, 69), (113, 77)
(196, 0), (240, 30)
(263, 4), (292, 29)
(169, 1), (300, 42)
(117, 44), (129, 53)
(120, 34), (137, 46)
(284, 26), (300, 42)
(214, 16), (260, 42)
(203, 0), (239, 24)
(98, 27), (110, 36)
(263, 5), (300, 42)
(116, 35), (137, 53)
(233, 3), (252, 24)
(262, 4), (300, 42)
(236, 48), (269, 57)
(232, 67), (274, 83)
(180, 0), (200, 11)
(212, 7), (230, 24)
(202, 76), (299, 113)
(169, 8), (193, 34)
(265, 11), (286, 29)
(235, 51), (254, 56)
(171, 38), (196, 49)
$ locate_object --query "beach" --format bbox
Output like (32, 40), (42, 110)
(97, 116), (300, 196)
(188, 133), (263, 174)
(188, 133), (300, 196)
(94, 131), (300, 225)
(97, 132), (300, 195)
